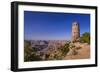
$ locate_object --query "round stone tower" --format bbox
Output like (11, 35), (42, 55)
(72, 21), (80, 42)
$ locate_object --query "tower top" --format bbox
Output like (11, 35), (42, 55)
(72, 21), (79, 26)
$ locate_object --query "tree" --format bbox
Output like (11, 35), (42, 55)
(80, 32), (90, 44)
(59, 43), (70, 57)
(28, 53), (42, 61)
(24, 41), (42, 61)
(24, 41), (33, 61)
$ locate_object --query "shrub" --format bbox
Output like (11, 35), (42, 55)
(80, 32), (90, 44)
(28, 53), (42, 61)
(76, 47), (81, 50)
(59, 43), (70, 56)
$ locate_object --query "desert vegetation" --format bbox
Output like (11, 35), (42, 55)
(80, 32), (90, 44)
(24, 40), (42, 62)
(24, 32), (90, 62)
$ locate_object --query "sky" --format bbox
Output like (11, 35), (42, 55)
(24, 11), (90, 40)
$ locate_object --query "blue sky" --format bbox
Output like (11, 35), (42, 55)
(24, 11), (90, 40)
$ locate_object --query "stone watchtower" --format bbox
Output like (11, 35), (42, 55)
(72, 21), (80, 42)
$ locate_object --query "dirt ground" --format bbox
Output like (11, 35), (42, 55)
(64, 44), (90, 60)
